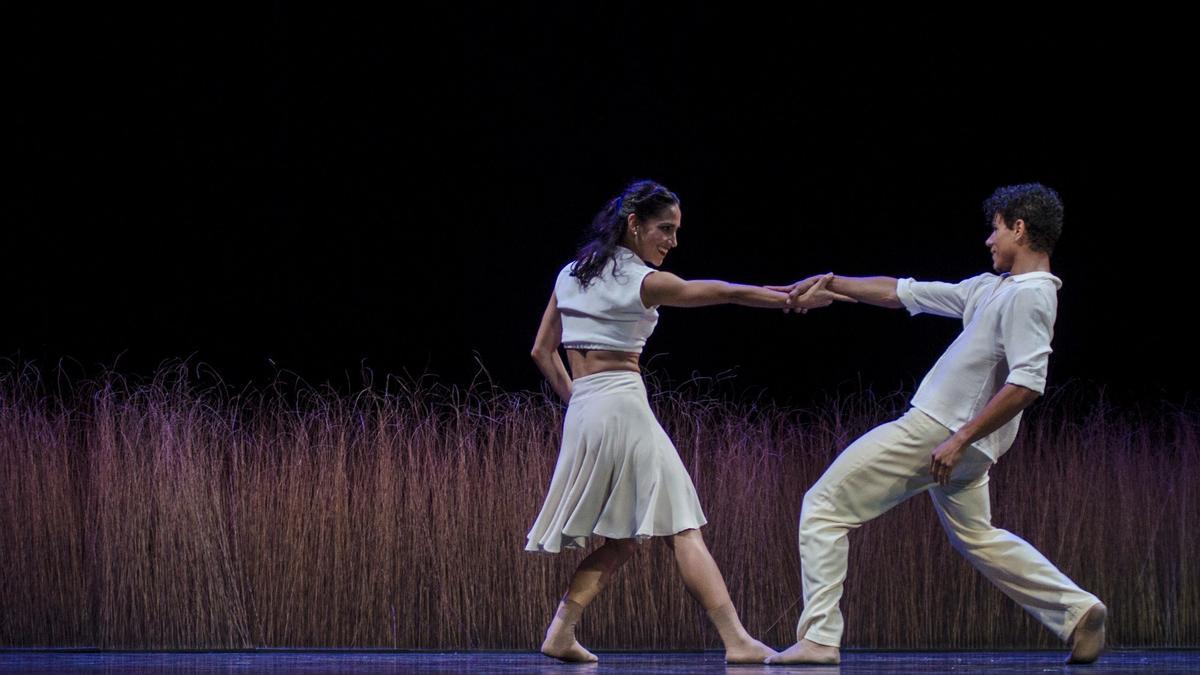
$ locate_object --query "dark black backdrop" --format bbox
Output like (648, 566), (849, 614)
(9, 4), (1194, 404)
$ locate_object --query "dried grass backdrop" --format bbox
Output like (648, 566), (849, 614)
(1, 364), (1195, 649)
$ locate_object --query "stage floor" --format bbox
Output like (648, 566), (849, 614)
(1, 649), (1196, 673)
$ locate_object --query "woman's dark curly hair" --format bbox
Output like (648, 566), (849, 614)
(570, 180), (680, 288)
(983, 183), (1064, 255)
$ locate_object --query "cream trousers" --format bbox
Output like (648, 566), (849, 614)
(797, 407), (1099, 647)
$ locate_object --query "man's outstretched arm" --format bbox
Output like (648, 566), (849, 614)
(767, 274), (903, 310)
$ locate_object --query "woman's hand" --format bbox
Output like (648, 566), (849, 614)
(785, 274), (857, 312)
(530, 291), (573, 402)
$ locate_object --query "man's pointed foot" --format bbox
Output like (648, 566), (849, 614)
(1067, 602), (1107, 664)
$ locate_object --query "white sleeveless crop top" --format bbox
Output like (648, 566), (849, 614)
(556, 246), (660, 354)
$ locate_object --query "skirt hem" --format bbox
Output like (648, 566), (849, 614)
(524, 518), (709, 554)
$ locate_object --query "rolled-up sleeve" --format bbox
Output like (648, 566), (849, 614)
(1000, 288), (1056, 394)
(897, 274), (993, 319)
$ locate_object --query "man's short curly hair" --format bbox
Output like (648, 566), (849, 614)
(983, 183), (1063, 255)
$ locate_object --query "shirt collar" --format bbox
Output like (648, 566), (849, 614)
(1001, 270), (1063, 289)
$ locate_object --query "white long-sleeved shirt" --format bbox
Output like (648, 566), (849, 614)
(896, 271), (1061, 460)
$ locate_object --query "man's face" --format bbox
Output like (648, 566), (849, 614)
(985, 212), (1021, 273)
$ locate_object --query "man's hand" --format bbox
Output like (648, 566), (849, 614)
(767, 273), (855, 313)
(781, 274), (857, 313)
(766, 274), (826, 313)
(930, 436), (968, 486)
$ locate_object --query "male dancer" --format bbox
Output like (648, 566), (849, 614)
(766, 184), (1106, 665)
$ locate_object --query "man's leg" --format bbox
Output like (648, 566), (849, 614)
(929, 471), (1105, 662)
(769, 408), (949, 664)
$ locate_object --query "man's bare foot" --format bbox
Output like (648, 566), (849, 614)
(764, 637), (840, 665)
(724, 637), (779, 664)
(1067, 602), (1107, 664)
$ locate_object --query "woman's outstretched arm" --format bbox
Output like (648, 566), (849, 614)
(643, 272), (851, 309)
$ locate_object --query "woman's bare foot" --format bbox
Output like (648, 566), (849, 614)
(724, 637), (779, 664)
(540, 600), (599, 663)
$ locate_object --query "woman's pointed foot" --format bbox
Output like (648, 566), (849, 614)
(540, 600), (599, 663)
(724, 637), (778, 664)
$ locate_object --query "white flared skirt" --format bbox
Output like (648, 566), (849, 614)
(525, 370), (708, 553)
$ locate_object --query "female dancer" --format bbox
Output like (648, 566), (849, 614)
(526, 180), (846, 663)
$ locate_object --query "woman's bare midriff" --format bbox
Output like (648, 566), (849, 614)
(566, 348), (641, 379)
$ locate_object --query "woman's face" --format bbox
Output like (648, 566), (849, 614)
(625, 204), (681, 266)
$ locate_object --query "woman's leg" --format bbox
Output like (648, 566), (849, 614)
(667, 528), (778, 663)
(541, 537), (640, 662)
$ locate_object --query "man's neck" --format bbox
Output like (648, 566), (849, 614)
(1008, 251), (1052, 276)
